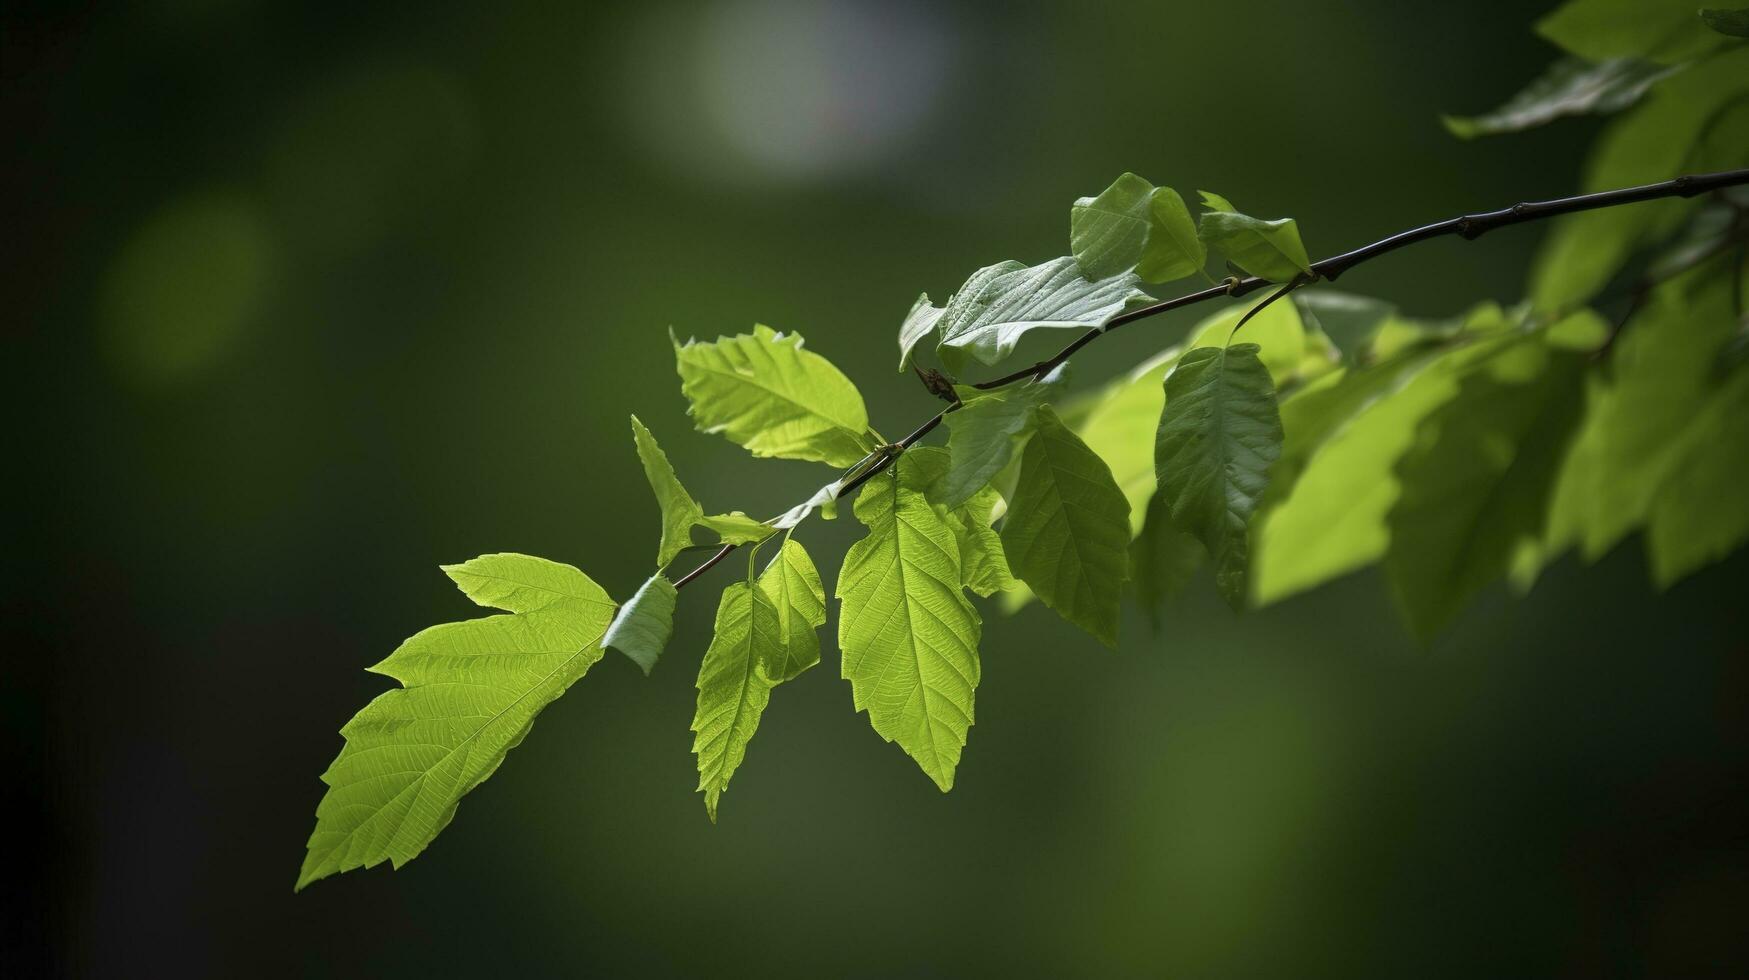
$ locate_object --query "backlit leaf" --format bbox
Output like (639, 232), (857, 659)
(630, 415), (703, 567)
(757, 536), (827, 682)
(298, 554), (615, 888)
(692, 576), (785, 821)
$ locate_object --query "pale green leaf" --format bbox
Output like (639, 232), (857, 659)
(1443, 57), (1676, 139)
(1155, 344), (1283, 609)
(630, 415), (703, 567)
(1071, 172), (1154, 280)
(1198, 190), (1237, 213)
(941, 374), (1059, 508)
(953, 484), (1017, 597)
(1197, 204), (1313, 283)
(1384, 340), (1588, 639)
(837, 453), (982, 791)
(897, 292), (946, 371)
(1530, 47), (1749, 310)
(929, 256), (1150, 373)
(1139, 186), (1206, 283)
(1072, 347), (1182, 535)
(298, 554), (615, 889)
(699, 511), (776, 545)
(601, 574), (678, 675)
(757, 536), (827, 682)
(674, 324), (873, 467)
(1001, 404), (1132, 646)
(692, 577), (785, 822)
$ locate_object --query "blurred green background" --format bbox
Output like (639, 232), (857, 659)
(10, 0), (1748, 975)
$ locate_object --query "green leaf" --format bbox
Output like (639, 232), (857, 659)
(674, 324), (873, 467)
(1131, 492), (1205, 629)
(1384, 340), (1588, 640)
(1645, 369), (1749, 586)
(698, 511), (776, 545)
(952, 484), (1017, 597)
(897, 292), (946, 371)
(692, 575), (785, 822)
(1545, 265), (1743, 563)
(941, 373), (1059, 508)
(1072, 347), (1182, 535)
(601, 573), (678, 675)
(836, 453), (982, 791)
(1071, 172), (1155, 280)
(1442, 57), (1676, 139)
(1066, 173), (1205, 284)
(1530, 47), (1749, 310)
(927, 256), (1151, 373)
(1252, 335), (1519, 605)
(630, 415), (703, 567)
(1139, 186), (1206, 283)
(1001, 404), (1132, 646)
(1197, 204), (1313, 283)
(1537, 0), (1723, 63)
(757, 536), (827, 682)
(1198, 190), (1237, 213)
(1293, 290), (1397, 358)
(1155, 344), (1283, 609)
(298, 554), (616, 889)
(1702, 8), (1749, 37)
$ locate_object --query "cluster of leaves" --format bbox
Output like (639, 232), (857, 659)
(296, 0), (1749, 889)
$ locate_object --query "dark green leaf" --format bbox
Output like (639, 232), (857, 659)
(1131, 492), (1205, 629)
(1155, 344), (1283, 609)
(941, 373), (1060, 508)
(1702, 8), (1749, 36)
(1000, 405), (1132, 646)
(1443, 57), (1675, 139)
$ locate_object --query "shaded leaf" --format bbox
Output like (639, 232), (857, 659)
(1001, 404), (1132, 646)
(1155, 344), (1283, 609)
(1537, 0), (1722, 63)
(1131, 492), (1206, 629)
(941, 374), (1059, 508)
(1702, 8), (1749, 37)
(1443, 57), (1675, 139)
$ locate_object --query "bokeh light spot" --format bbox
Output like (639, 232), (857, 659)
(99, 192), (276, 388)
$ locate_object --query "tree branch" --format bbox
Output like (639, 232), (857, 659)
(672, 168), (1749, 591)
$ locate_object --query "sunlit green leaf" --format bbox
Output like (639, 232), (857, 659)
(1001, 404), (1132, 645)
(1071, 172), (1155, 280)
(699, 511), (776, 545)
(1197, 206), (1313, 283)
(602, 573), (678, 675)
(630, 415), (704, 567)
(1443, 57), (1675, 139)
(837, 453), (981, 790)
(1139, 186), (1207, 283)
(674, 324), (874, 467)
(1155, 344), (1283, 609)
(692, 575), (785, 822)
(757, 536), (826, 682)
(298, 554), (615, 889)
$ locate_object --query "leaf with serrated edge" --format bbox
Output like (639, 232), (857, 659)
(297, 554), (615, 889)
(837, 454), (982, 791)
(1001, 405), (1132, 646)
(674, 324), (873, 467)
(691, 577), (785, 821)
(931, 256), (1150, 373)
(941, 374), (1059, 508)
(758, 536), (826, 682)
(602, 574), (678, 675)
(630, 416), (703, 567)
(1155, 344), (1283, 609)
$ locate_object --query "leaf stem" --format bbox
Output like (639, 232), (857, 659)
(672, 168), (1749, 591)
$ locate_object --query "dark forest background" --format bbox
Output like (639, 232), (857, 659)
(7, 0), (1747, 975)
